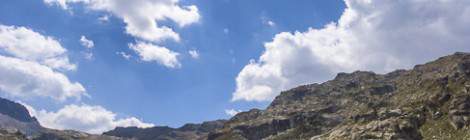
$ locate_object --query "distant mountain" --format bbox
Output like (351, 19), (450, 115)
(0, 98), (37, 123)
(0, 97), (125, 140)
(0, 97), (43, 138)
(104, 120), (226, 140)
(0, 96), (225, 140)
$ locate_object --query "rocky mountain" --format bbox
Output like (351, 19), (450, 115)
(103, 52), (470, 140)
(0, 96), (225, 140)
(0, 98), (37, 123)
(206, 52), (470, 140)
(0, 97), (42, 137)
(0, 97), (125, 140)
(3, 52), (470, 140)
(104, 120), (226, 140)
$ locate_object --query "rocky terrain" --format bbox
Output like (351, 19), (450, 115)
(3, 52), (470, 140)
(205, 52), (470, 140)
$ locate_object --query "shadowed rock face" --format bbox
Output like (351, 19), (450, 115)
(0, 97), (37, 123)
(0, 97), (43, 137)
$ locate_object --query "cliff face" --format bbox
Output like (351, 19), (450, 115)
(0, 97), (43, 138)
(0, 98), (37, 123)
(207, 52), (470, 140)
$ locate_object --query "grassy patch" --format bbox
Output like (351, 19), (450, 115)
(420, 117), (470, 140)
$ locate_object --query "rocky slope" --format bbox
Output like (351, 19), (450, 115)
(205, 52), (470, 140)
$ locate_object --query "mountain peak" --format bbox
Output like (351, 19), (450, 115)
(0, 97), (37, 123)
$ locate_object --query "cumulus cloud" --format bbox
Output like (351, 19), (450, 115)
(25, 104), (154, 134)
(225, 109), (241, 116)
(0, 24), (86, 101)
(188, 50), (199, 59)
(130, 42), (181, 68)
(0, 56), (87, 101)
(233, 0), (470, 102)
(44, 0), (200, 43)
(0, 25), (76, 71)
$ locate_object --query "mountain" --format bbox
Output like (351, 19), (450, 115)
(0, 98), (37, 123)
(105, 52), (470, 140)
(3, 52), (470, 140)
(0, 97), (125, 140)
(206, 52), (470, 140)
(104, 120), (226, 140)
(0, 97), (42, 137)
(0, 96), (225, 140)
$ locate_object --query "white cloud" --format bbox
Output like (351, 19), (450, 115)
(0, 25), (76, 71)
(261, 16), (276, 27)
(129, 42), (181, 68)
(0, 24), (150, 134)
(26, 104), (154, 134)
(0, 24), (86, 101)
(0, 55), (87, 101)
(266, 21), (275, 27)
(117, 51), (131, 60)
(224, 109), (241, 116)
(233, 0), (470, 102)
(44, 0), (200, 43)
(188, 50), (199, 59)
(98, 15), (109, 23)
(80, 36), (94, 60)
(83, 52), (93, 60)
(80, 36), (94, 49)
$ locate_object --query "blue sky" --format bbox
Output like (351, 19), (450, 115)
(1, 0), (470, 134)
(0, 0), (345, 128)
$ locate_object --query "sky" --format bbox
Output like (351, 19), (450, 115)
(0, 0), (470, 134)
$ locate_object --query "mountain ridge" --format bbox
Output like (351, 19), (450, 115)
(204, 52), (470, 140)
(103, 120), (226, 140)
(2, 52), (470, 139)
(105, 52), (470, 140)
(0, 97), (126, 140)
